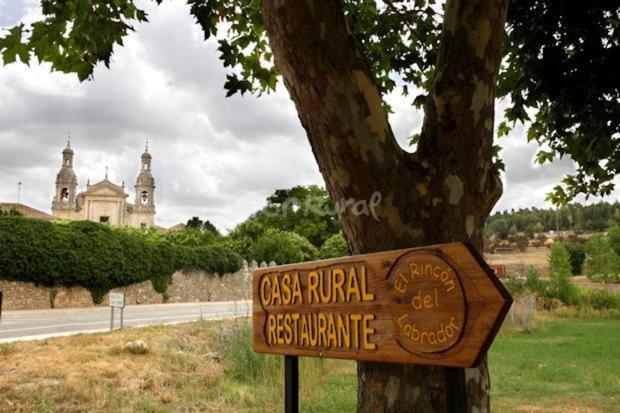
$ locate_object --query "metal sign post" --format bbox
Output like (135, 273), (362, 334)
(445, 367), (468, 413)
(109, 292), (125, 331)
(284, 355), (299, 413)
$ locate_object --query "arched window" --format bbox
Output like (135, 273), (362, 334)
(61, 188), (69, 201)
(141, 191), (149, 205)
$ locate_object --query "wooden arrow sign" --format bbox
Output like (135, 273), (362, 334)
(253, 242), (512, 368)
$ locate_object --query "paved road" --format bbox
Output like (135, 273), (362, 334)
(0, 300), (252, 343)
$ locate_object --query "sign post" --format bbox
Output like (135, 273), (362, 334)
(253, 242), (512, 410)
(284, 355), (299, 413)
(109, 292), (125, 331)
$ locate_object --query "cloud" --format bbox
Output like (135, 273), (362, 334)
(0, 0), (617, 231)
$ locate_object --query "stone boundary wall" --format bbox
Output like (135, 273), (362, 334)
(0, 260), (264, 311)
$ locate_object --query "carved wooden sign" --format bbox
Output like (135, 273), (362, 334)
(253, 242), (512, 368)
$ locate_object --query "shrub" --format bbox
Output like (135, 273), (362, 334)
(0, 207), (23, 216)
(0, 216), (242, 302)
(547, 242), (581, 306)
(584, 234), (620, 283)
(223, 220), (267, 258)
(318, 232), (349, 259)
(524, 267), (546, 296)
(217, 317), (281, 383)
(524, 224), (535, 239)
(564, 242), (586, 275)
(503, 276), (525, 296)
(608, 226), (620, 256)
(160, 227), (219, 247)
(515, 235), (528, 252)
(581, 289), (620, 311)
(252, 228), (317, 264)
(195, 245), (243, 275)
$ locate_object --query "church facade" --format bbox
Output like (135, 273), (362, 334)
(51, 143), (156, 228)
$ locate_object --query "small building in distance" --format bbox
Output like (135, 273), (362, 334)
(51, 142), (156, 228)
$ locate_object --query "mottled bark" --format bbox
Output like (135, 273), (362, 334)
(261, 0), (508, 411)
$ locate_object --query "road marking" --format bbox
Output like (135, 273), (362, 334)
(0, 311), (248, 334)
(0, 314), (250, 344)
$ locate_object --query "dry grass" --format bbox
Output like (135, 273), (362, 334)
(485, 247), (549, 276)
(572, 275), (620, 292)
(2, 315), (618, 412)
(485, 247), (620, 292)
(0, 322), (231, 412)
(0, 320), (352, 413)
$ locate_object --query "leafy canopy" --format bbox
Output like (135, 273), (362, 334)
(1, 0), (617, 203)
(250, 185), (340, 247)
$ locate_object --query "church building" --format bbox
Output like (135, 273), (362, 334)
(51, 142), (156, 228)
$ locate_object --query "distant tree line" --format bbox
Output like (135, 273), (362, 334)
(485, 201), (620, 240)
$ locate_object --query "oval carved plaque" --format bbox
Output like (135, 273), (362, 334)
(388, 252), (466, 355)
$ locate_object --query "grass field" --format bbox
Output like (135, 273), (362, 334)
(0, 313), (618, 412)
(490, 315), (620, 412)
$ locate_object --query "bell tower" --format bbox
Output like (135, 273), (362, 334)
(133, 141), (156, 226)
(52, 140), (78, 212)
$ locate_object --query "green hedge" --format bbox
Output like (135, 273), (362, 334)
(0, 217), (242, 303)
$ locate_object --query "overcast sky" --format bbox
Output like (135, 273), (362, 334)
(0, 1), (617, 230)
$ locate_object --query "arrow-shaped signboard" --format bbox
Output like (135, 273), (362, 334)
(253, 242), (512, 368)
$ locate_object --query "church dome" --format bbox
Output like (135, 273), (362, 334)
(57, 166), (77, 180)
(141, 149), (152, 160)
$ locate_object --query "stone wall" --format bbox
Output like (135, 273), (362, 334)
(0, 261), (259, 311)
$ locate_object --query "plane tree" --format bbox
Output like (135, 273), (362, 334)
(1, 0), (618, 410)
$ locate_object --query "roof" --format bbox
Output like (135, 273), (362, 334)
(79, 179), (128, 198)
(167, 223), (187, 231)
(0, 203), (54, 220)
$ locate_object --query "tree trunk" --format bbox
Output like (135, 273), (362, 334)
(261, 0), (508, 411)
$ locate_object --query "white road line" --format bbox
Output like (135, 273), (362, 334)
(0, 314), (250, 344)
(0, 311), (248, 334)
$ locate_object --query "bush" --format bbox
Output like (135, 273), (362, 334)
(0, 207), (23, 216)
(564, 242), (586, 275)
(547, 242), (581, 305)
(524, 267), (546, 296)
(515, 235), (528, 252)
(504, 276), (525, 296)
(0, 216), (242, 302)
(581, 289), (620, 311)
(223, 220), (267, 258)
(252, 228), (317, 264)
(584, 234), (620, 283)
(217, 317), (281, 383)
(318, 232), (349, 259)
(195, 245), (243, 275)
(160, 227), (219, 247)
(608, 226), (620, 256)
